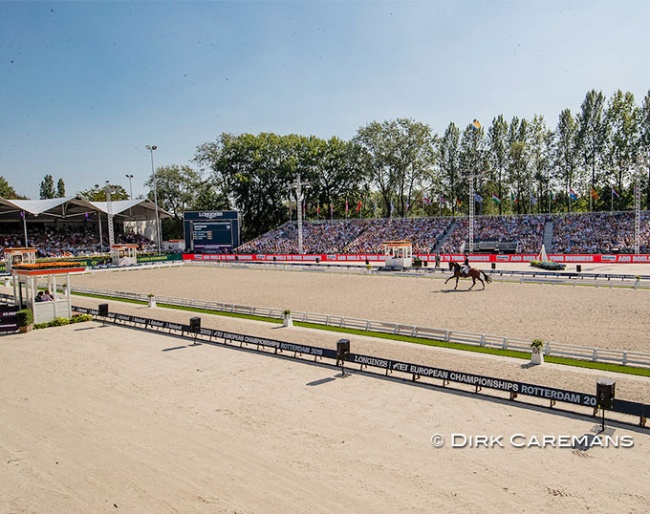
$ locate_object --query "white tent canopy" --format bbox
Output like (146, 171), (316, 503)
(0, 196), (171, 250)
(0, 197), (170, 221)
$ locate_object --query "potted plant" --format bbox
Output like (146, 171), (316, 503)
(17, 308), (33, 333)
(147, 293), (156, 308)
(530, 338), (544, 365)
(282, 309), (293, 328)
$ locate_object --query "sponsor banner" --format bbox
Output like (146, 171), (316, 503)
(164, 321), (184, 332)
(351, 353), (596, 406)
(138, 254), (182, 263)
(77, 307), (640, 417)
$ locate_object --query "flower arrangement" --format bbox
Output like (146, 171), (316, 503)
(531, 339), (544, 351)
(12, 261), (82, 270)
(529, 259), (566, 271)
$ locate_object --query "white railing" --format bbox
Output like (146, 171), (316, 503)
(69, 286), (650, 368)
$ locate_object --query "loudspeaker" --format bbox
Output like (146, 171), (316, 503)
(336, 339), (350, 361)
(98, 303), (109, 317)
(189, 316), (201, 334)
(596, 379), (615, 409)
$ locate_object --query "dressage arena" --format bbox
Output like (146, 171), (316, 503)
(1, 264), (649, 513)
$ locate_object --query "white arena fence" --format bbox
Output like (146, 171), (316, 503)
(186, 261), (650, 289)
(70, 286), (650, 369)
(69, 305), (650, 429)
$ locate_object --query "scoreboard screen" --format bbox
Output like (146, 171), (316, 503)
(184, 211), (240, 253)
(191, 222), (232, 252)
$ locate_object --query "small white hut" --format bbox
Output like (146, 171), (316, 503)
(382, 241), (413, 269)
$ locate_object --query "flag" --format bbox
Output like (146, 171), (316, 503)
(569, 188), (578, 201)
(491, 193), (501, 205)
(356, 200), (362, 213)
(439, 196), (447, 205)
(20, 210), (25, 219)
(549, 190), (556, 201)
(390, 200), (395, 213)
(612, 186), (620, 198)
(510, 192), (518, 203)
(456, 197), (462, 207)
(423, 196), (431, 206)
(590, 187), (599, 200)
(474, 193), (483, 204)
(345, 199), (349, 212)
(530, 192), (537, 205)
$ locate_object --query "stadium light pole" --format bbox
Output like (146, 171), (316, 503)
(634, 152), (646, 255)
(467, 119), (482, 254)
(105, 180), (115, 248)
(145, 145), (162, 254)
(290, 175), (309, 254)
(125, 174), (134, 200)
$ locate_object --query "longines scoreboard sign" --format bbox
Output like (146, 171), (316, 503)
(183, 211), (241, 253)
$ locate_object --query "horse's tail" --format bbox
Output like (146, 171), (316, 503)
(481, 270), (492, 283)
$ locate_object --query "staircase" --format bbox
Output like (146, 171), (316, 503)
(543, 220), (554, 251)
(433, 219), (459, 252)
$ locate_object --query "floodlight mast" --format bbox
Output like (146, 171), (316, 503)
(145, 145), (162, 254)
(634, 152), (647, 254)
(290, 175), (309, 254)
(467, 119), (484, 254)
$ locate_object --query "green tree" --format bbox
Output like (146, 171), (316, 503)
(78, 184), (129, 201)
(437, 123), (461, 215)
(0, 176), (21, 199)
(459, 120), (489, 215)
(636, 90), (650, 208)
(553, 109), (580, 212)
(196, 133), (295, 240)
(355, 118), (435, 218)
(56, 178), (66, 198)
(39, 174), (55, 199)
(487, 115), (509, 214)
(528, 115), (554, 213)
(309, 136), (364, 220)
(576, 90), (609, 210)
(606, 90), (638, 210)
(144, 165), (203, 239)
(506, 117), (532, 214)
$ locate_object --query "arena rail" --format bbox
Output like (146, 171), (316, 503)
(70, 305), (650, 429)
(68, 286), (650, 369)
(185, 260), (650, 289)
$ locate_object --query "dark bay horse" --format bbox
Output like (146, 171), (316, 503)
(445, 261), (492, 290)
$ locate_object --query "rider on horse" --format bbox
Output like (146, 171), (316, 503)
(461, 253), (470, 276)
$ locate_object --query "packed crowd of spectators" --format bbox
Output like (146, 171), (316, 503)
(0, 226), (156, 261)
(4, 212), (650, 259)
(552, 212), (650, 254)
(236, 211), (650, 255)
(439, 215), (547, 254)
(235, 217), (453, 255)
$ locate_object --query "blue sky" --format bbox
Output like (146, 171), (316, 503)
(1, 0), (648, 200)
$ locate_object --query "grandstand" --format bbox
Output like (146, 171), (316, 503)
(235, 211), (650, 256)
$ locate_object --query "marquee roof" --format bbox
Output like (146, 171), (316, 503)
(0, 197), (171, 221)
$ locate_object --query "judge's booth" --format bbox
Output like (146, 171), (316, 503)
(11, 264), (86, 324)
(111, 244), (138, 266)
(382, 241), (413, 269)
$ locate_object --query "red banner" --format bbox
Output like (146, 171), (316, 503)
(183, 253), (650, 264)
